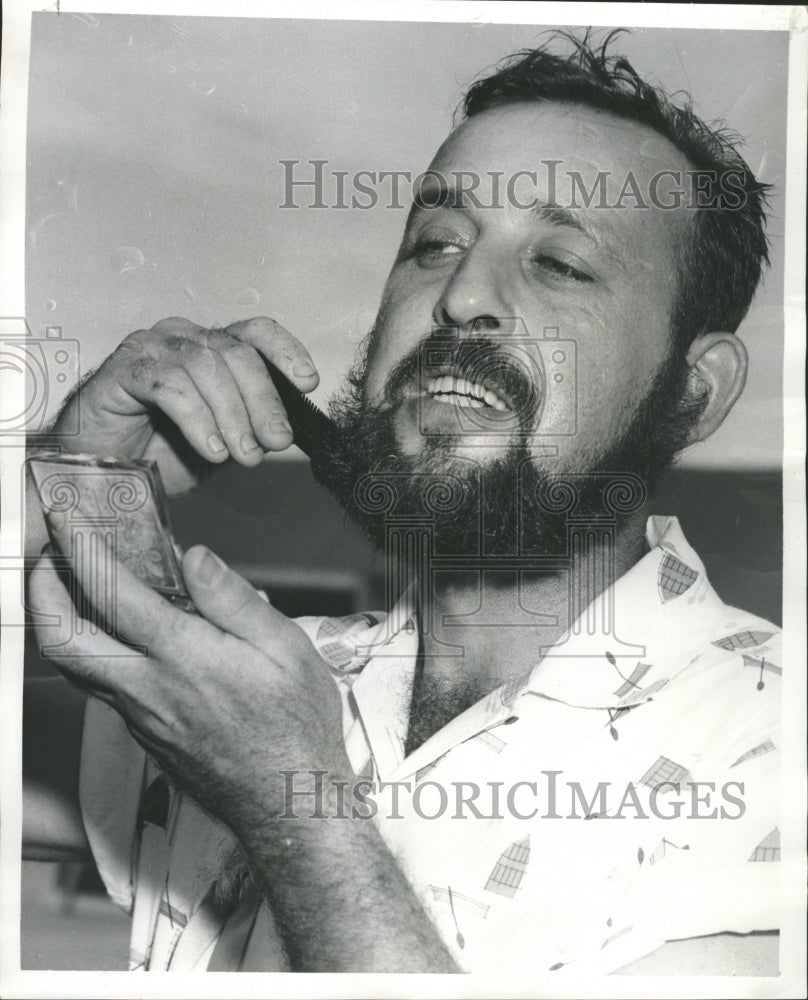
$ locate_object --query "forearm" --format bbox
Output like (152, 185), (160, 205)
(27, 535), (448, 967)
(237, 783), (459, 973)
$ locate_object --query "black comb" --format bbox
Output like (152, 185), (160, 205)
(263, 359), (341, 466)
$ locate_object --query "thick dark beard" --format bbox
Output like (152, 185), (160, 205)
(208, 345), (705, 911)
(315, 336), (708, 559)
(209, 346), (705, 912)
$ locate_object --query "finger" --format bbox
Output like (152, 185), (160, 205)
(139, 328), (262, 465)
(213, 338), (295, 452)
(44, 511), (204, 659)
(119, 354), (231, 465)
(182, 545), (303, 654)
(175, 337), (267, 464)
(198, 329), (294, 454)
(226, 317), (320, 392)
(28, 553), (147, 696)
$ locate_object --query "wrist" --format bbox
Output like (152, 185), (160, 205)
(225, 763), (358, 841)
(229, 773), (458, 973)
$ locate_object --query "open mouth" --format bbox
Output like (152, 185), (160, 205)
(423, 374), (510, 411)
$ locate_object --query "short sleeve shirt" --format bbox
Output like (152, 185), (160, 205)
(79, 516), (781, 973)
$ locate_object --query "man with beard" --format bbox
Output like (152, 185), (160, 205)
(24, 34), (780, 975)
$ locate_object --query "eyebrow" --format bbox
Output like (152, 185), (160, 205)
(530, 201), (629, 272)
(404, 188), (628, 271)
(531, 202), (603, 246)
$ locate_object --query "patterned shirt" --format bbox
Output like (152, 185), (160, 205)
(79, 516), (781, 973)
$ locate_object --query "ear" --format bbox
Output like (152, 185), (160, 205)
(684, 332), (748, 444)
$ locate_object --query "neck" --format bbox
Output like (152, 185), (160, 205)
(402, 512), (649, 752)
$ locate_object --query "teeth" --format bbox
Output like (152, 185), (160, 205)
(483, 389), (507, 412)
(425, 375), (507, 410)
(430, 393), (481, 408)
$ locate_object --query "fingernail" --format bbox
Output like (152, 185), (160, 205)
(292, 361), (316, 377)
(198, 549), (225, 586)
(208, 433), (227, 453)
(241, 433), (260, 452)
(276, 417), (293, 435)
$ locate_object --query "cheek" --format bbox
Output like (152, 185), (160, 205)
(562, 309), (672, 439)
(363, 272), (437, 402)
(578, 367), (641, 438)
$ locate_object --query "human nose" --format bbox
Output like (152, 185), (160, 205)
(431, 245), (516, 336)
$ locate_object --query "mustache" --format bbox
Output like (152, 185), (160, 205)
(382, 331), (542, 427)
(323, 323), (706, 561)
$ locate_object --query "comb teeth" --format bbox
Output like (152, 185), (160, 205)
(263, 360), (340, 462)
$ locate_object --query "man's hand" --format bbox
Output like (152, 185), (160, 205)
(52, 316), (320, 496)
(28, 515), (458, 971)
(28, 514), (350, 831)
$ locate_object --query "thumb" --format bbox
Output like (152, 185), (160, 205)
(182, 546), (299, 652)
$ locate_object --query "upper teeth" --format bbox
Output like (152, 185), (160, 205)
(425, 375), (508, 411)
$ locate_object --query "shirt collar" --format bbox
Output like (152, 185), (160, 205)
(326, 516), (727, 777)
(522, 515), (727, 708)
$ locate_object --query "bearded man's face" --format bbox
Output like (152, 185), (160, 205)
(318, 101), (708, 555)
(322, 327), (705, 557)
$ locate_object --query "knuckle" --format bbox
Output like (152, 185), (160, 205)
(116, 329), (149, 352)
(144, 366), (192, 401)
(164, 333), (198, 354)
(232, 316), (286, 343)
(201, 327), (239, 351)
(130, 357), (160, 389)
(223, 334), (254, 355)
(109, 333), (152, 375)
(150, 316), (198, 336)
(221, 339), (260, 367)
(199, 330), (265, 373)
(185, 341), (227, 376)
(240, 315), (280, 333)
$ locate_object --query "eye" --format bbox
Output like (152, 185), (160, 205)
(400, 222), (470, 267)
(531, 255), (594, 283)
(410, 237), (465, 265)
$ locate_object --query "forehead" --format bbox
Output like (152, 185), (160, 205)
(432, 101), (692, 189)
(427, 101), (693, 256)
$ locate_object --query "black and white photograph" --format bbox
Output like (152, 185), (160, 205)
(0, 2), (805, 996)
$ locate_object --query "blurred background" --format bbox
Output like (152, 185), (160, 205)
(22, 12), (787, 969)
(25, 14), (788, 464)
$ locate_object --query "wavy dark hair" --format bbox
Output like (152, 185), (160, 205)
(460, 29), (771, 353)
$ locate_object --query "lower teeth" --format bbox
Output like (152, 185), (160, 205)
(431, 393), (487, 408)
